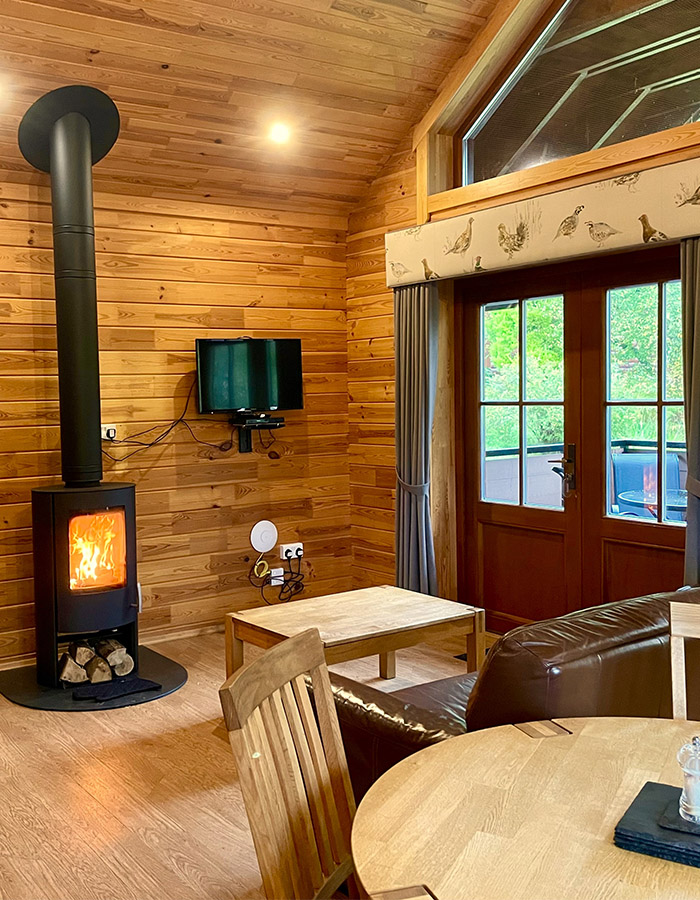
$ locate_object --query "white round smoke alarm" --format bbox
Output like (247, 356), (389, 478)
(250, 520), (278, 554)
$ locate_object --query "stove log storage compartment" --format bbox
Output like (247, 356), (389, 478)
(0, 86), (187, 709)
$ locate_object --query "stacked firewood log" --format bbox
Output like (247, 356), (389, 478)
(58, 638), (134, 684)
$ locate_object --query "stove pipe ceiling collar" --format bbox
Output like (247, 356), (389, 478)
(18, 85), (120, 488)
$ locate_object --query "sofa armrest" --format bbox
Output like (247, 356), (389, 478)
(327, 673), (463, 800)
(465, 589), (700, 731)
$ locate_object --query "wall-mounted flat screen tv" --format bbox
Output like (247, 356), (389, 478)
(196, 338), (303, 414)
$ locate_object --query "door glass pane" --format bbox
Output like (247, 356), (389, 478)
(482, 406), (519, 503)
(608, 406), (658, 520)
(608, 284), (658, 401)
(663, 407), (687, 525)
(524, 295), (564, 401)
(525, 405), (563, 508)
(482, 301), (519, 401)
(664, 280), (683, 401)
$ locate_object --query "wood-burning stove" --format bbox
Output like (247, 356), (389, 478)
(0, 85), (186, 706)
(32, 483), (139, 687)
(14, 86), (144, 687)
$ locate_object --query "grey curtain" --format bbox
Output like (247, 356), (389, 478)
(683, 238), (700, 585)
(394, 282), (439, 594)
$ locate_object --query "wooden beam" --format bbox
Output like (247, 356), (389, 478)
(412, 0), (557, 149)
(416, 135), (429, 224)
(416, 132), (454, 223)
(427, 120), (700, 219)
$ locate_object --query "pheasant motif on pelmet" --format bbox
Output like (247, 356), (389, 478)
(498, 220), (529, 259)
(554, 205), (584, 239)
(444, 218), (474, 255)
(585, 220), (621, 247)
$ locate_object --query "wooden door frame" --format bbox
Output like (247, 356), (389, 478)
(454, 244), (682, 628)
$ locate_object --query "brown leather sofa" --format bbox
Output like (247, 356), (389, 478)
(329, 589), (700, 800)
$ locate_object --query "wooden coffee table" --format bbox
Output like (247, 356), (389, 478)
(224, 585), (485, 679)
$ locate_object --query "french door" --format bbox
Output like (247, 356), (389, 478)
(456, 247), (685, 632)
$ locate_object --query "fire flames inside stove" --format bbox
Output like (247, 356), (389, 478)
(69, 508), (127, 591)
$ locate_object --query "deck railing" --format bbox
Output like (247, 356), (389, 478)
(485, 440), (687, 458)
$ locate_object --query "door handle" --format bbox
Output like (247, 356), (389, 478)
(548, 444), (576, 500)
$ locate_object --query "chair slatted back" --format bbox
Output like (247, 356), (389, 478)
(219, 629), (356, 900)
(669, 601), (700, 719)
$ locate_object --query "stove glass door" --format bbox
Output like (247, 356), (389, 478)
(68, 507), (127, 591)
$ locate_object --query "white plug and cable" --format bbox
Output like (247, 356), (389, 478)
(248, 522), (305, 604)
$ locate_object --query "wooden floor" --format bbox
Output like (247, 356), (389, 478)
(0, 631), (476, 900)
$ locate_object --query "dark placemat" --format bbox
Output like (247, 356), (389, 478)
(615, 835), (700, 867)
(614, 781), (700, 868)
(659, 796), (700, 836)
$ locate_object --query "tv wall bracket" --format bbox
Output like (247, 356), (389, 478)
(230, 414), (285, 453)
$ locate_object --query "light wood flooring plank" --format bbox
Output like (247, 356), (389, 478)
(0, 629), (483, 899)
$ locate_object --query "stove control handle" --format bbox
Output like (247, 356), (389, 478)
(131, 582), (143, 613)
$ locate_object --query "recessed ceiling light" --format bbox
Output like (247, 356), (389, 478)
(268, 122), (291, 144)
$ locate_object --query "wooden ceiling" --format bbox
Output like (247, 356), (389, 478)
(0, 0), (498, 215)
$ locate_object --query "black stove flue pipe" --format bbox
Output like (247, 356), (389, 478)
(18, 86), (120, 487)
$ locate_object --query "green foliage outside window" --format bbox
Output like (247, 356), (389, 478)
(483, 296), (564, 451)
(482, 283), (684, 453)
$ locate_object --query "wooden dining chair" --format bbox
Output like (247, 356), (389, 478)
(219, 628), (357, 900)
(669, 601), (700, 719)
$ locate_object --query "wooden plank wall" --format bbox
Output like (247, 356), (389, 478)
(0, 179), (350, 666)
(347, 142), (416, 588)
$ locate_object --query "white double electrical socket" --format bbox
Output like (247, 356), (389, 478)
(279, 542), (304, 561)
(101, 424), (117, 441)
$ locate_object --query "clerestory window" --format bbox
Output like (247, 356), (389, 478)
(460, 0), (700, 186)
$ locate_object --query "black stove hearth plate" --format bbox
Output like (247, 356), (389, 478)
(0, 646), (187, 711)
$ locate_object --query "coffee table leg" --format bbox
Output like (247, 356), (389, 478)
(225, 617), (244, 678)
(379, 651), (396, 679)
(465, 609), (486, 673)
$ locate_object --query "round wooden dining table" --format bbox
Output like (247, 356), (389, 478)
(351, 717), (700, 900)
